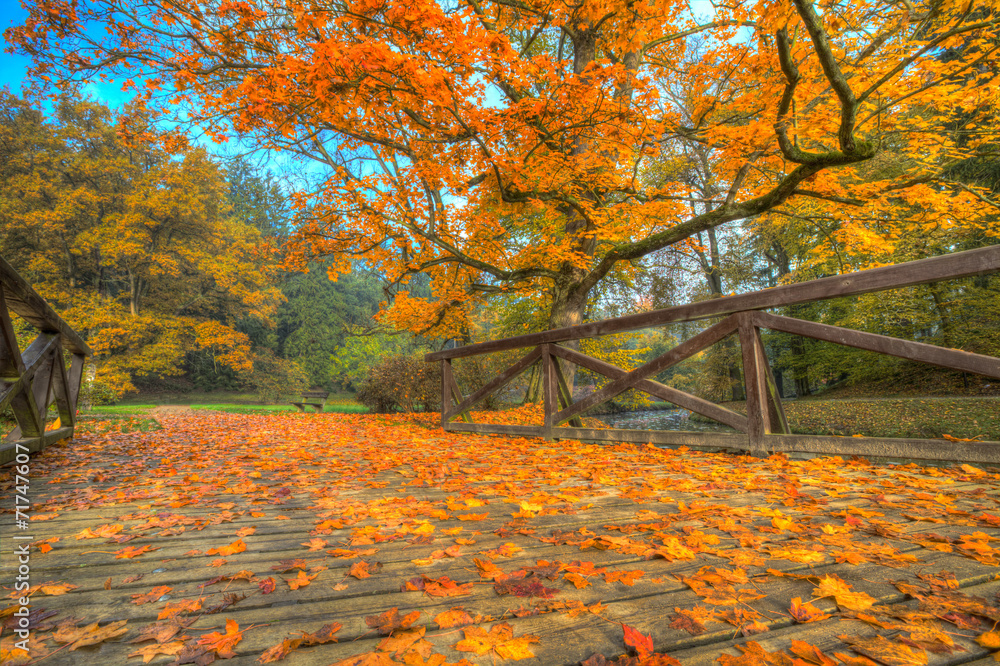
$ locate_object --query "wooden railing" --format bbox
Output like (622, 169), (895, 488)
(427, 245), (1000, 464)
(1, 256), (91, 465)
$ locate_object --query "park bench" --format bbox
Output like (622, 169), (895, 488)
(291, 390), (329, 413)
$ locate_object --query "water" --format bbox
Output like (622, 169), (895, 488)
(596, 408), (736, 432)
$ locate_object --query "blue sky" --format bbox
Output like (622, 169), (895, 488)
(1, 2), (132, 106)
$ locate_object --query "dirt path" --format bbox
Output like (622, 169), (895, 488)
(148, 405), (198, 415)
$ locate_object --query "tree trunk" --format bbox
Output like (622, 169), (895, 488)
(546, 282), (588, 399)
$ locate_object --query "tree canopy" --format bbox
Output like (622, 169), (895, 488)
(9, 0), (998, 346)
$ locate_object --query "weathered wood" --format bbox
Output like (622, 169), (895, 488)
(427, 245), (1000, 360)
(552, 315), (740, 426)
(0, 254), (91, 355)
(550, 345), (748, 432)
(554, 427), (750, 448)
(763, 433), (1000, 464)
(0, 292), (26, 378)
(445, 365), (473, 424)
(66, 352), (86, 423)
(754, 311), (1000, 378)
(0, 426), (74, 465)
(753, 326), (790, 434)
(441, 358), (454, 425)
(542, 344), (556, 439)
(738, 313), (768, 450)
(548, 351), (584, 428)
(444, 422), (545, 438)
(444, 347), (542, 422)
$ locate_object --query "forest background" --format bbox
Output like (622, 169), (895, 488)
(1, 0), (999, 413)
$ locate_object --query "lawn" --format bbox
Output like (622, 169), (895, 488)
(687, 397), (1000, 441)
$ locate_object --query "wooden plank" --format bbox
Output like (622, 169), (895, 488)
(552, 315), (739, 426)
(549, 351), (584, 428)
(444, 422), (545, 438)
(440, 358), (454, 425)
(763, 433), (1000, 464)
(66, 353), (86, 425)
(0, 290), (26, 378)
(550, 345), (748, 432)
(753, 326), (790, 434)
(738, 313), (768, 449)
(754, 311), (1000, 379)
(426, 245), (1000, 360)
(0, 254), (91, 355)
(445, 347), (541, 422)
(542, 344), (556, 439)
(0, 426), (73, 465)
(554, 426), (749, 448)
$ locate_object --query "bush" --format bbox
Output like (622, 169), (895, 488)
(356, 356), (441, 413)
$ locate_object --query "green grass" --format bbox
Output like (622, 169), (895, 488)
(691, 397), (1000, 441)
(87, 404), (157, 415)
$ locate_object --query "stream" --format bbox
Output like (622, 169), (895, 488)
(595, 408), (736, 432)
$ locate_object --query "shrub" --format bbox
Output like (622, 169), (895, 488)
(356, 356), (441, 413)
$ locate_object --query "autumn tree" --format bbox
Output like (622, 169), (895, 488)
(10, 0), (999, 391)
(0, 92), (285, 398)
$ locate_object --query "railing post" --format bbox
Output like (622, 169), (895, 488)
(738, 312), (768, 451)
(440, 359), (451, 428)
(541, 344), (555, 440)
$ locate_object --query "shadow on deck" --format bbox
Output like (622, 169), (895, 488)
(2, 412), (999, 665)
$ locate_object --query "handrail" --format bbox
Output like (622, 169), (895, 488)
(426, 244), (1000, 361)
(429, 246), (1000, 464)
(0, 255), (91, 355)
(1, 256), (90, 465)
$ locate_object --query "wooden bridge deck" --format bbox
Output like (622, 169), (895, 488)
(2, 412), (999, 665)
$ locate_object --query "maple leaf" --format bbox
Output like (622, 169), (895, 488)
(331, 653), (396, 666)
(303, 538), (328, 551)
(207, 538), (247, 557)
(115, 544), (157, 559)
(454, 622), (539, 660)
(75, 524), (123, 539)
(128, 640), (186, 664)
(349, 560), (382, 579)
(259, 577), (277, 594)
(421, 576), (474, 597)
(812, 575), (876, 611)
(669, 608), (709, 636)
(128, 618), (193, 645)
(236, 526), (256, 537)
(158, 598), (203, 620)
(286, 570), (318, 590)
(789, 640), (837, 666)
(197, 618), (244, 658)
(564, 572), (591, 589)
(53, 620), (129, 649)
(623, 623), (653, 658)
(378, 627), (429, 657)
(131, 585), (173, 605)
(271, 559), (309, 572)
(434, 608), (476, 629)
(494, 576), (559, 599)
(839, 634), (928, 666)
(365, 607), (421, 635)
(789, 597), (832, 623)
(605, 569), (644, 586)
